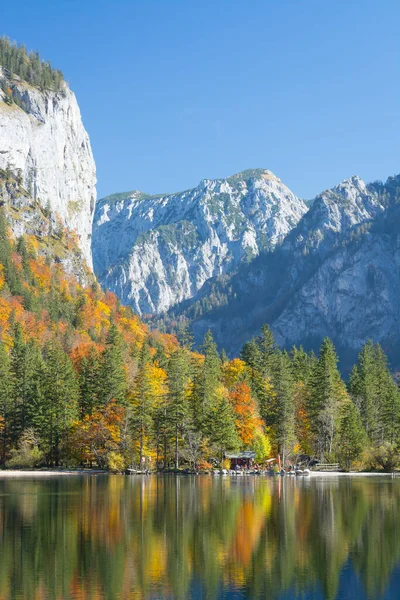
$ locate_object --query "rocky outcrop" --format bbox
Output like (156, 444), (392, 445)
(0, 67), (96, 267)
(92, 169), (308, 314)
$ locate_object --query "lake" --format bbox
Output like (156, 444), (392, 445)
(0, 474), (399, 600)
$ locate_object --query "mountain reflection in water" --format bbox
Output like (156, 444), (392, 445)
(0, 474), (399, 600)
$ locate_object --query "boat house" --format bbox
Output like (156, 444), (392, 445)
(225, 451), (255, 470)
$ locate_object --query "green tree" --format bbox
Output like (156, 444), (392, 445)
(273, 352), (296, 465)
(191, 331), (221, 436)
(310, 338), (347, 460)
(166, 348), (190, 469)
(209, 394), (239, 461)
(129, 343), (155, 466)
(79, 346), (102, 417)
(338, 400), (365, 470)
(9, 324), (43, 444)
(0, 342), (13, 462)
(350, 342), (400, 446)
(99, 324), (127, 406)
(41, 341), (79, 465)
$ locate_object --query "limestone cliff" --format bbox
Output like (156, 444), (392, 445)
(0, 66), (96, 267)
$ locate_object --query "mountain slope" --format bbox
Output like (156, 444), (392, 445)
(159, 174), (400, 368)
(92, 169), (308, 314)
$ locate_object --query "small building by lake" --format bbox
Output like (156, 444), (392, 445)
(225, 451), (255, 470)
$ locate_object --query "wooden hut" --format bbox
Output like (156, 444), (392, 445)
(225, 451), (255, 470)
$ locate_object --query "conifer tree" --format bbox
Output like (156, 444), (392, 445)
(191, 331), (221, 435)
(166, 348), (190, 469)
(349, 342), (400, 446)
(0, 342), (13, 462)
(9, 324), (43, 444)
(258, 324), (279, 378)
(129, 343), (155, 466)
(338, 400), (365, 470)
(209, 394), (239, 461)
(349, 341), (380, 442)
(99, 324), (127, 406)
(273, 351), (296, 465)
(310, 338), (347, 460)
(41, 341), (79, 465)
(79, 346), (102, 417)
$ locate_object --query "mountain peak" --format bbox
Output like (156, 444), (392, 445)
(226, 168), (280, 183)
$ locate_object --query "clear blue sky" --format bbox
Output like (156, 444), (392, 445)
(1, 0), (399, 200)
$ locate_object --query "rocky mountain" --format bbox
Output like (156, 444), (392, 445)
(92, 169), (308, 314)
(0, 65), (96, 267)
(156, 174), (400, 369)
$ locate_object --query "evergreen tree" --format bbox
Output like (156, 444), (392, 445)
(258, 324), (279, 378)
(129, 343), (155, 466)
(99, 324), (127, 406)
(166, 348), (190, 469)
(41, 341), (79, 465)
(0, 342), (13, 462)
(0, 208), (21, 295)
(79, 346), (102, 417)
(349, 342), (400, 446)
(349, 341), (380, 442)
(290, 346), (316, 384)
(338, 400), (365, 470)
(191, 331), (221, 435)
(209, 394), (239, 461)
(9, 324), (43, 444)
(273, 352), (296, 465)
(310, 338), (347, 460)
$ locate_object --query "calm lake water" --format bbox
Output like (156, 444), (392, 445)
(0, 474), (399, 600)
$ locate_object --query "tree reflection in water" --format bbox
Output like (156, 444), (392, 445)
(0, 475), (399, 599)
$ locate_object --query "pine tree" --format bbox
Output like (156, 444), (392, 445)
(209, 394), (239, 461)
(0, 342), (13, 462)
(166, 348), (190, 469)
(349, 342), (400, 446)
(79, 346), (102, 417)
(349, 341), (380, 442)
(191, 331), (221, 436)
(338, 400), (365, 470)
(41, 341), (79, 465)
(310, 338), (347, 460)
(258, 324), (278, 378)
(9, 324), (43, 444)
(99, 324), (127, 406)
(129, 343), (155, 466)
(273, 352), (296, 465)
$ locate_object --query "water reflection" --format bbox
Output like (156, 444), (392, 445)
(0, 475), (399, 599)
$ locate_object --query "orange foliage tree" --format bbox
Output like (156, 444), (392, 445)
(229, 382), (263, 447)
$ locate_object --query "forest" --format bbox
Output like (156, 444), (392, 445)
(0, 206), (399, 472)
(0, 36), (64, 92)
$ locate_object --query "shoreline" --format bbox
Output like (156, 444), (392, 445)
(0, 469), (398, 478)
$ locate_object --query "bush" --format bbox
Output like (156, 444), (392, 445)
(6, 429), (43, 469)
(107, 451), (126, 473)
(368, 443), (400, 472)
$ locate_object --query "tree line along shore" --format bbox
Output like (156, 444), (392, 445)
(0, 207), (399, 473)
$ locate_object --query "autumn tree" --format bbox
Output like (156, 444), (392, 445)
(229, 382), (263, 448)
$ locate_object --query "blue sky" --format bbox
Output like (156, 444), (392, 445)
(1, 0), (399, 200)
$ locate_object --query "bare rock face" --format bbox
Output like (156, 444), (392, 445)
(0, 67), (96, 268)
(185, 174), (400, 367)
(92, 169), (308, 314)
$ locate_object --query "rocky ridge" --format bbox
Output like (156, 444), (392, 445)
(92, 169), (308, 314)
(156, 174), (400, 369)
